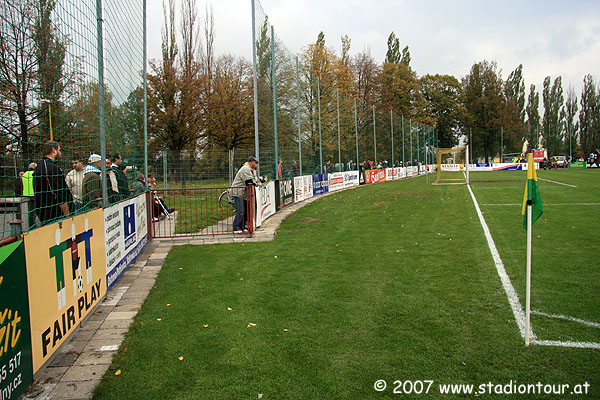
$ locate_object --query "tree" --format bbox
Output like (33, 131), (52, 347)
(562, 86), (578, 159)
(400, 46), (411, 67)
(385, 32), (400, 64)
(525, 84), (540, 148)
(0, 0), (40, 165)
(542, 76), (564, 156)
(461, 60), (505, 162)
(579, 74), (599, 155)
(419, 74), (464, 148)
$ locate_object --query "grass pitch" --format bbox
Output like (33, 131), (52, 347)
(93, 170), (599, 399)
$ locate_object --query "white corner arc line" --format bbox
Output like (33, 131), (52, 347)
(466, 184), (531, 341)
(538, 178), (577, 188)
(531, 310), (600, 329)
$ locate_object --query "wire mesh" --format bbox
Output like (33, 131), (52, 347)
(0, 0), (145, 239)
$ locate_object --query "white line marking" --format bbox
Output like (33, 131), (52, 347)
(532, 340), (600, 349)
(468, 183), (599, 349)
(466, 184), (532, 341)
(532, 310), (600, 329)
(538, 178), (577, 187)
(480, 203), (600, 206)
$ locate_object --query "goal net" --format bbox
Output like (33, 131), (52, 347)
(433, 146), (470, 185)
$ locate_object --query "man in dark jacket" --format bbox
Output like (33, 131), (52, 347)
(33, 141), (71, 225)
(111, 153), (129, 199)
(82, 154), (103, 210)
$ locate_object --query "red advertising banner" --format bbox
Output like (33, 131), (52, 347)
(365, 169), (387, 184)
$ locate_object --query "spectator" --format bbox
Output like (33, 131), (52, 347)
(111, 153), (130, 199)
(33, 141), (71, 225)
(277, 158), (283, 179)
(15, 170), (24, 196)
(323, 160), (333, 174)
(105, 157), (120, 203)
(289, 160), (299, 177)
(22, 164), (36, 228)
(382, 160), (388, 168)
(347, 159), (354, 171)
(82, 154), (103, 210)
(66, 156), (85, 212)
(229, 156), (262, 233)
(131, 173), (146, 195)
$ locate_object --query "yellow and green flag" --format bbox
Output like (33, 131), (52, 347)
(521, 152), (543, 229)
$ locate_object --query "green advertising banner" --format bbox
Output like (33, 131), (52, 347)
(0, 241), (34, 399)
(568, 161), (586, 169)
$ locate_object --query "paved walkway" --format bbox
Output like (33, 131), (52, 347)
(24, 192), (326, 400)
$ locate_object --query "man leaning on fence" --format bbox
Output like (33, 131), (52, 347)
(230, 156), (262, 233)
(82, 154), (103, 210)
(33, 141), (71, 226)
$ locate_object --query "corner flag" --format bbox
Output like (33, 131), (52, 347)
(521, 153), (543, 229)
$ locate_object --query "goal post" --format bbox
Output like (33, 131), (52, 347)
(433, 146), (468, 185)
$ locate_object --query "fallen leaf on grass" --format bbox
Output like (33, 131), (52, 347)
(274, 256), (278, 259)
(166, 304), (171, 307)
(178, 356), (184, 361)
(227, 307), (233, 311)
(247, 323), (257, 328)
(202, 324), (209, 328)
(156, 318), (161, 321)
(114, 370), (121, 376)
(283, 329), (288, 332)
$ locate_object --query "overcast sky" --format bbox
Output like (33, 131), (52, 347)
(146, 0), (600, 98)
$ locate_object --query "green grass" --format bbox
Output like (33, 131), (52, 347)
(94, 171), (600, 399)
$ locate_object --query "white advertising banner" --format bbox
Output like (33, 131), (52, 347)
(342, 171), (359, 188)
(255, 181), (276, 228)
(294, 176), (305, 203)
(398, 167), (407, 179)
(328, 172), (345, 191)
(386, 168), (398, 181)
(303, 175), (314, 199)
(104, 193), (148, 290)
(440, 164), (464, 171)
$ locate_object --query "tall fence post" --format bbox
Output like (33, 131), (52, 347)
(409, 119), (413, 167)
(354, 98), (359, 167)
(336, 89), (341, 168)
(402, 115), (405, 166)
(143, 0), (148, 186)
(96, 0), (108, 206)
(372, 105), (377, 164)
(390, 110), (394, 166)
(163, 150), (167, 196)
(271, 25), (279, 172)
(296, 56), (302, 175)
(317, 76), (323, 170)
(251, 0), (260, 176)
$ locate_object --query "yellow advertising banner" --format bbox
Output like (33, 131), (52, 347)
(24, 210), (107, 373)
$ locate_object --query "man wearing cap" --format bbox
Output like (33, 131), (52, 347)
(111, 153), (130, 199)
(33, 141), (71, 225)
(229, 156), (262, 233)
(82, 154), (103, 210)
(131, 172), (146, 195)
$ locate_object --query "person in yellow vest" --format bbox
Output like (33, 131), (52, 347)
(22, 162), (37, 229)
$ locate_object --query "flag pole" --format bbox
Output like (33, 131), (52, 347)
(525, 200), (532, 346)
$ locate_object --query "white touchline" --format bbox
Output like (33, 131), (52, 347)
(468, 184), (600, 349)
(538, 178), (577, 188)
(479, 203), (600, 206)
(531, 310), (600, 329)
(466, 184), (531, 341)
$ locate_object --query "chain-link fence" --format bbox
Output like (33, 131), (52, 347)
(250, 0), (436, 182)
(0, 0), (145, 239)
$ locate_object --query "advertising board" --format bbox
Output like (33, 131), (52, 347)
(365, 169), (386, 184)
(328, 172), (345, 192)
(24, 210), (107, 373)
(303, 175), (314, 199)
(104, 194), (148, 290)
(255, 181), (276, 227)
(342, 171), (359, 188)
(276, 179), (294, 210)
(294, 176), (305, 203)
(0, 241), (34, 397)
(312, 174), (329, 195)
